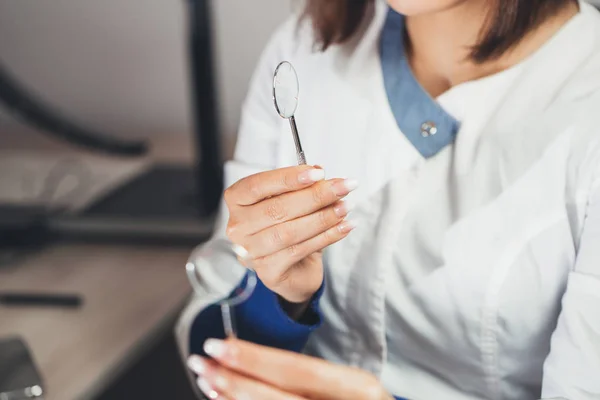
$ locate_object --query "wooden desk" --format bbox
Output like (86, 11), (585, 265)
(0, 243), (192, 400)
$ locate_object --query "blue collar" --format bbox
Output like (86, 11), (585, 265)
(380, 8), (460, 158)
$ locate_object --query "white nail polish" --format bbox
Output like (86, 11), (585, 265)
(306, 168), (325, 182)
(343, 179), (359, 192)
(197, 377), (219, 399)
(187, 355), (206, 374)
(338, 219), (357, 234)
(231, 243), (249, 260)
(204, 339), (227, 359)
(298, 168), (325, 184)
(333, 200), (350, 218)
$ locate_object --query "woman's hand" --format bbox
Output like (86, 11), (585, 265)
(224, 165), (357, 305)
(187, 338), (394, 400)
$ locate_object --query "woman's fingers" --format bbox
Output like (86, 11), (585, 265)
(189, 356), (306, 400)
(251, 219), (355, 290)
(225, 165), (324, 207)
(242, 200), (351, 258)
(193, 339), (389, 400)
(232, 178), (357, 237)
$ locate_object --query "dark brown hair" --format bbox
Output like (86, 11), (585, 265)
(303, 0), (573, 63)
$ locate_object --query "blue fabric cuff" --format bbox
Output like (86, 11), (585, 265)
(189, 272), (325, 356)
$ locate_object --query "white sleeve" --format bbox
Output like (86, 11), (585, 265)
(174, 15), (302, 359)
(541, 175), (600, 399)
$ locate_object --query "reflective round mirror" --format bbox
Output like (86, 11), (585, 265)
(185, 238), (257, 337)
(273, 61), (299, 119)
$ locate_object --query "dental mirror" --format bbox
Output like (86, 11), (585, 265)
(185, 238), (258, 338)
(273, 61), (306, 165)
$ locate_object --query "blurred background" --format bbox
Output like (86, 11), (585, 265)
(0, 1), (291, 399)
(4, 1), (599, 399)
(0, 0), (292, 154)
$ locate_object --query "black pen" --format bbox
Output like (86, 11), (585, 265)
(0, 292), (83, 308)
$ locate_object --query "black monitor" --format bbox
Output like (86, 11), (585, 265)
(0, 0), (222, 245)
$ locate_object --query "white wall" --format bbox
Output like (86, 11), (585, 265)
(213, 0), (293, 139)
(0, 0), (291, 156)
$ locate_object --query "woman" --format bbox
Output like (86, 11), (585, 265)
(177, 0), (600, 399)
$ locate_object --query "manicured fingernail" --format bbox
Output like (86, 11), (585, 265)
(333, 200), (351, 218)
(298, 168), (325, 184)
(338, 219), (357, 233)
(331, 179), (358, 196)
(197, 377), (219, 399)
(204, 339), (227, 359)
(232, 243), (249, 260)
(187, 355), (206, 375)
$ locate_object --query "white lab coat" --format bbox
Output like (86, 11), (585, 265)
(177, 1), (600, 399)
